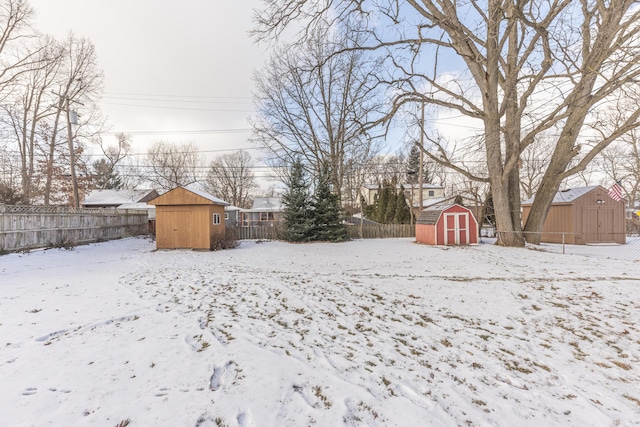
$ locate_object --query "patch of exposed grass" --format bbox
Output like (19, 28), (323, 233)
(611, 360), (632, 371)
(313, 385), (332, 409)
(623, 394), (640, 406)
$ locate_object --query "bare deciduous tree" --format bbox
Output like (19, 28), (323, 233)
(599, 130), (640, 209)
(203, 150), (256, 208)
(251, 25), (383, 204)
(254, 0), (640, 246)
(146, 141), (201, 191)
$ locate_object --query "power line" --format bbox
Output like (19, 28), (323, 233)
(101, 101), (255, 113)
(102, 95), (253, 105)
(102, 129), (251, 136)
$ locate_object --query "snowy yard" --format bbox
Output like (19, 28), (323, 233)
(1, 237), (639, 426)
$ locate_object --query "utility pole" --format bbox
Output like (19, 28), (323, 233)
(65, 96), (80, 208)
(418, 102), (424, 213)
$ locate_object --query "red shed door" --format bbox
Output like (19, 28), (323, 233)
(444, 212), (469, 245)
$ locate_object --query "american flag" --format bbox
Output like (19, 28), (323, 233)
(607, 181), (624, 202)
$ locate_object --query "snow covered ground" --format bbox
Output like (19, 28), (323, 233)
(1, 237), (639, 427)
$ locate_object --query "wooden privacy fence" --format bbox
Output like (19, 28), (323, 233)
(228, 223), (415, 241)
(0, 204), (149, 253)
(346, 224), (415, 239)
(228, 225), (282, 241)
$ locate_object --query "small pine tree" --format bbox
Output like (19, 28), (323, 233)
(384, 182), (397, 223)
(377, 181), (389, 223)
(282, 159), (313, 242)
(394, 185), (411, 224)
(310, 164), (347, 242)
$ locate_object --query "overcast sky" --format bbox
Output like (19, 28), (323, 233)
(28, 0), (268, 163)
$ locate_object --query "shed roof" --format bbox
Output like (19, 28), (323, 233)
(522, 186), (598, 205)
(416, 204), (456, 225)
(147, 186), (229, 206)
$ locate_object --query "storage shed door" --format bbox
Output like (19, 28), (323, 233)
(444, 212), (469, 245)
(165, 210), (193, 248)
(583, 207), (615, 243)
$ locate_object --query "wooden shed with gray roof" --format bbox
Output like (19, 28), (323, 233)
(522, 185), (625, 245)
(416, 204), (478, 245)
(147, 187), (228, 250)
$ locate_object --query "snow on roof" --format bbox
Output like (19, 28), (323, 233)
(417, 197), (449, 208)
(224, 205), (242, 211)
(522, 186), (598, 205)
(243, 197), (283, 212)
(117, 202), (155, 210)
(182, 186), (229, 205)
(83, 189), (155, 206)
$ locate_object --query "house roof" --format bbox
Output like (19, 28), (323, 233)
(522, 186), (598, 205)
(83, 189), (157, 206)
(117, 202), (155, 210)
(242, 197), (283, 212)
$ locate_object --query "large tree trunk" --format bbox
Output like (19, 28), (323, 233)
(484, 0), (524, 247)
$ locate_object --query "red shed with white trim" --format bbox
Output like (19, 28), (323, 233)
(416, 204), (478, 245)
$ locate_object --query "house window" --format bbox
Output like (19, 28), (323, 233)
(428, 190), (435, 197)
(213, 213), (221, 225)
(260, 212), (275, 221)
(224, 213), (229, 220)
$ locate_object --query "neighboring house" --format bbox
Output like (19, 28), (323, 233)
(422, 195), (483, 225)
(118, 202), (156, 220)
(82, 189), (159, 209)
(361, 183), (445, 207)
(147, 186), (229, 250)
(239, 197), (283, 227)
(224, 205), (241, 227)
(522, 186), (626, 245)
(416, 204), (479, 246)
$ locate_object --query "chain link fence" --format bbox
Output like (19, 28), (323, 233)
(483, 230), (639, 261)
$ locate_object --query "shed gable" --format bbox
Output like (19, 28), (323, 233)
(148, 187), (227, 206)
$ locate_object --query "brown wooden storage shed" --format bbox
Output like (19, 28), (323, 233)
(147, 187), (228, 250)
(522, 186), (625, 245)
(416, 204), (478, 245)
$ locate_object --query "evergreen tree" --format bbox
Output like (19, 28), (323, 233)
(92, 158), (123, 190)
(361, 195), (376, 222)
(377, 181), (390, 223)
(394, 185), (411, 224)
(282, 159), (313, 242)
(310, 164), (347, 241)
(384, 181), (397, 223)
(406, 145), (430, 184)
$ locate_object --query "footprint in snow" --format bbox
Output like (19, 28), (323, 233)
(155, 387), (170, 397)
(22, 387), (37, 396)
(237, 410), (254, 427)
(209, 365), (225, 391)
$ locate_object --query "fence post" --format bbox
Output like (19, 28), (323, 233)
(562, 233), (565, 255)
